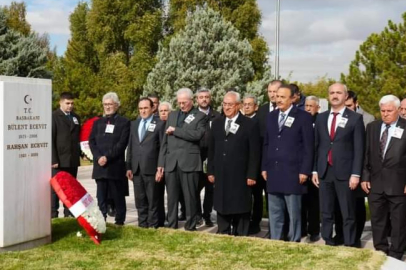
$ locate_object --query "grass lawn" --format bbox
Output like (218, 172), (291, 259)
(0, 219), (385, 270)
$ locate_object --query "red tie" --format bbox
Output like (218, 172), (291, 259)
(328, 112), (338, 166)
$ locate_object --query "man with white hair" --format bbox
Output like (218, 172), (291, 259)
(207, 91), (260, 236)
(362, 95), (406, 260)
(158, 102), (172, 122)
(157, 88), (207, 231)
(89, 92), (130, 225)
(399, 98), (406, 119)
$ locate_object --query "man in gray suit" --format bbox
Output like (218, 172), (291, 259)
(157, 88), (207, 231)
(126, 97), (165, 228)
(345, 90), (375, 126)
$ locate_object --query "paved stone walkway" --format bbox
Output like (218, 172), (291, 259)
(58, 166), (405, 268)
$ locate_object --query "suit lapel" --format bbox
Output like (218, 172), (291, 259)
(141, 119), (156, 143)
(385, 118), (405, 155)
(333, 108), (350, 141)
(134, 118), (141, 143)
(279, 107), (297, 133)
(58, 109), (74, 130)
(322, 110), (330, 138)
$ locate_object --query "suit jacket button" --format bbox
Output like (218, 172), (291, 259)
(276, 148), (279, 151)
(223, 153), (226, 156)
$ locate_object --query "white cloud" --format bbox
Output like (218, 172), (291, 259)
(27, 8), (71, 35)
(258, 1), (405, 82)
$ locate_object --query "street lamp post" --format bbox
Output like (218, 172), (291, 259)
(274, 0), (280, 79)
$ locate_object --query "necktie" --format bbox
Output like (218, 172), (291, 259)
(225, 119), (232, 135)
(380, 124), (391, 160)
(328, 112), (339, 166)
(140, 120), (147, 141)
(278, 113), (286, 131)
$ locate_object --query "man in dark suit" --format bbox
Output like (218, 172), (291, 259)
(302, 96), (321, 242)
(312, 83), (365, 247)
(208, 91), (260, 236)
(126, 97), (165, 228)
(51, 92), (81, 218)
(257, 80), (282, 138)
(89, 92), (130, 225)
(196, 87), (220, 227)
(157, 88), (207, 231)
(362, 95), (406, 260)
(262, 85), (314, 242)
(243, 94), (265, 234)
(400, 98), (406, 119)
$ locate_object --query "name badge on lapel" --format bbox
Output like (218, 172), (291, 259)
(393, 127), (404, 139)
(72, 117), (79, 125)
(284, 117), (295, 128)
(229, 123), (240, 134)
(148, 123), (156, 132)
(338, 117), (348, 128)
(105, 124), (115, 133)
(184, 114), (195, 124)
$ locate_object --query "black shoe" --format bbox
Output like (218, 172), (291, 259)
(196, 218), (204, 227)
(107, 205), (116, 217)
(114, 222), (124, 226)
(309, 234), (321, 242)
(248, 224), (261, 235)
(178, 213), (186, 221)
(333, 235), (344, 245)
(205, 219), (214, 227)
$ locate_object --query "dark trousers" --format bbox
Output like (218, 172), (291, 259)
(334, 197), (366, 245)
(217, 212), (250, 236)
(369, 192), (406, 260)
(133, 172), (159, 228)
(96, 178), (127, 224)
(156, 177), (166, 227)
(251, 175), (267, 227)
(197, 172), (214, 220)
(319, 166), (356, 247)
(166, 166), (199, 230)
(301, 182), (320, 236)
(51, 167), (78, 218)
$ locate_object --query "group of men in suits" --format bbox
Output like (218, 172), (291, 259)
(52, 83), (406, 260)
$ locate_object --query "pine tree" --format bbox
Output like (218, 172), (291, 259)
(341, 12), (406, 117)
(0, 9), (50, 78)
(144, 7), (253, 107)
(53, 0), (163, 120)
(166, 0), (268, 80)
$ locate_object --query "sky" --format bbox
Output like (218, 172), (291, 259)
(1, 0), (405, 82)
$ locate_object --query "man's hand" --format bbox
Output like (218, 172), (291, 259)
(312, 174), (319, 188)
(126, 170), (133, 181)
(166, 126), (176, 135)
(52, 163), (59, 169)
(247, 179), (256, 186)
(299, 174), (308, 184)
(98, 156), (107, 167)
(156, 167), (164, 182)
(208, 175), (215, 183)
(361, 182), (371, 194)
(262, 171), (267, 181)
(349, 176), (359, 190)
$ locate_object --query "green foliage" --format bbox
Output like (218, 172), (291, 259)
(53, 0), (163, 120)
(144, 7), (254, 108)
(0, 8), (50, 78)
(166, 0), (268, 80)
(246, 64), (272, 105)
(0, 218), (386, 269)
(1, 1), (30, 36)
(341, 12), (406, 117)
(293, 75), (337, 99)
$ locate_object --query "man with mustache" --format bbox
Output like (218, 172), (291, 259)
(312, 83), (365, 247)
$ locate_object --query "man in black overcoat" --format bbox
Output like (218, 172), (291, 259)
(51, 92), (81, 218)
(208, 91), (260, 236)
(89, 92), (130, 225)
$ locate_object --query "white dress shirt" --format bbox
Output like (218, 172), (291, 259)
(225, 113), (239, 131)
(327, 107), (347, 134)
(380, 118), (399, 157)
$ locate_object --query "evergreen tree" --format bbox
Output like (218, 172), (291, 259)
(0, 9), (50, 78)
(166, 0), (268, 80)
(1, 1), (31, 36)
(53, 0), (163, 120)
(341, 12), (406, 117)
(245, 64), (272, 105)
(144, 7), (253, 107)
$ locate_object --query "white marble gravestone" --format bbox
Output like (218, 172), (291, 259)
(0, 76), (52, 251)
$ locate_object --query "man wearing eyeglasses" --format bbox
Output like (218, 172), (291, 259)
(157, 88), (207, 231)
(207, 91), (260, 236)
